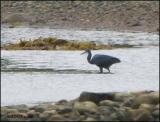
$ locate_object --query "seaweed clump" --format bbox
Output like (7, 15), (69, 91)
(1, 37), (134, 50)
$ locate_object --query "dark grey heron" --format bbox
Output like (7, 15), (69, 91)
(81, 49), (121, 73)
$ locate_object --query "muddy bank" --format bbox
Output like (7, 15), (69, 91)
(1, 91), (159, 121)
(1, 1), (159, 32)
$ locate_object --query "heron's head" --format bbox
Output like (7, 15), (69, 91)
(81, 49), (91, 55)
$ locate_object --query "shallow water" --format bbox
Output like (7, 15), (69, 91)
(1, 47), (159, 106)
(1, 27), (159, 46)
(1, 27), (159, 106)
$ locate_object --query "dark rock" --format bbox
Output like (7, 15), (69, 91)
(56, 106), (72, 114)
(27, 110), (40, 118)
(79, 92), (115, 104)
(122, 97), (135, 107)
(152, 110), (159, 117)
(131, 21), (141, 26)
(30, 106), (46, 113)
(56, 99), (68, 105)
(97, 106), (113, 115)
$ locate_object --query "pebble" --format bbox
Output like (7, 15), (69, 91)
(48, 114), (65, 121)
(56, 106), (72, 114)
(114, 92), (132, 102)
(99, 100), (120, 107)
(84, 117), (96, 121)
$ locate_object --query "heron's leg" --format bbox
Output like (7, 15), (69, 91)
(99, 67), (103, 73)
(107, 68), (110, 73)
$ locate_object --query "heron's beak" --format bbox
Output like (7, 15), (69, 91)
(80, 51), (87, 55)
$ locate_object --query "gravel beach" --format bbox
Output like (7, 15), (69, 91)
(1, 91), (159, 121)
(1, 1), (159, 32)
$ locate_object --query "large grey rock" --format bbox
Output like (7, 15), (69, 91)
(74, 101), (97, 114)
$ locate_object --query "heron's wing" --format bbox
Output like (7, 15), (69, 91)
(91, 54), (111, 64)
(91, 54), (119, 66)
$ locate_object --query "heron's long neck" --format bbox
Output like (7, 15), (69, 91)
(87, 51), (92, 64)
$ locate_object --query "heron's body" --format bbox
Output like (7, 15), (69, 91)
(82, 49), (120, 73)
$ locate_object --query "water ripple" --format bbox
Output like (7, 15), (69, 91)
(1, 68), (99, 74)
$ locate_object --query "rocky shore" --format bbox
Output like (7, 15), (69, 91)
(1, 1), (159, 32)
(1, 91), (159, 121)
